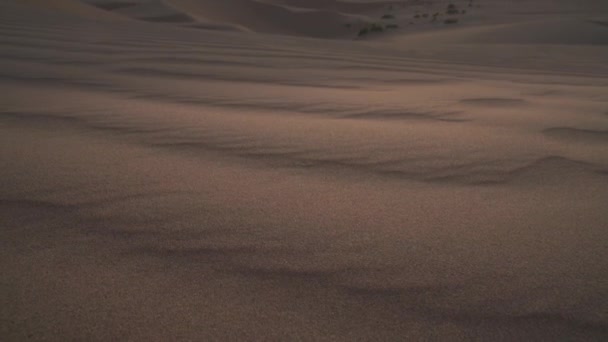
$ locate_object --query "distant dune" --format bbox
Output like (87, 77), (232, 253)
(262, 0), (402, 14)
(82, 0), (366, 37)
(18, 0), (130, 20)
(387, 18), (608, 45)
(2, 0), (608, 341)
(76, 0), (608, 42)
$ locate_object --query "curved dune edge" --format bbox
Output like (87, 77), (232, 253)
(78, 0), (366, 38)
(261, 0), (401, 14)
(165, 0), (363, 38)
(17, 0), (131, 21)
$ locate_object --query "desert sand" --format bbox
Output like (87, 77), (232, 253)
(1, 0), (608, 340)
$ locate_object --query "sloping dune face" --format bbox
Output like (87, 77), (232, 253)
(259, 0), (401, 14)
(84, 0), (366, 38)
(2, 0), (608, 341)
(169, 0), (360, 37)
(389, 18), (608, 45)
(18, 0), (130, 21)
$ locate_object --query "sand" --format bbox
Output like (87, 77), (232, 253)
(1, 0), (608, 340)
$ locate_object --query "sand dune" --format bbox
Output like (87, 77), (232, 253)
(388, 18), (608, 45)
(261, 0), (400, 14)
(16, 0), (129, 21)
(2, 0), (608, 341)
(83, 0), (365, 37)
(165, 0), (363, 38)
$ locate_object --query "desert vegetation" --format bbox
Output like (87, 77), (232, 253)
(354, 10), (402, 37)
(355, 0), (472, 36)
(357, 23), (385, 36)
(446, 3), (459, 15)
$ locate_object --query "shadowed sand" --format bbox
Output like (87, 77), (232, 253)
(543, 127), (608, 144)
(2, 0), (608, 341)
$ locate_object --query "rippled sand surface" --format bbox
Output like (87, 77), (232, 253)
(2, 1), (608, 340)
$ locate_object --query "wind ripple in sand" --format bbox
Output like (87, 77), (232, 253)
(3, 109), (606, 186)
(0, 199), (75, 212)
(460, 97), (528, 107)
(543, 127), (608, 143)
(93, 2), (137, 11)
(140, 13), (195, 23)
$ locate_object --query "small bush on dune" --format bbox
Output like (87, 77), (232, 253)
(381, 14), (395, 19)
(386, 24), (399, 29)
(446, 3), (459, 15)
(357, 23), (385, 37)
(369, 23), (384, 32)
(422, 13), (429, 18)
(444, 18), (459, 24)
(414, 14), (420, 18)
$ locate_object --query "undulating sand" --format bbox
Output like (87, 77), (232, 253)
(1, 0), (608, 340)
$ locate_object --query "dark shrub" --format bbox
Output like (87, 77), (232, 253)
(386, 24), (399, 29)
(357, 23), (384, 36)
(446, 3), (459, 14)
(370, 23), (384, 32)
(381, 14), (395, 19)
(444, 18), (459, 24)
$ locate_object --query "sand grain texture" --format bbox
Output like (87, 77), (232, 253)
(1, 0), (608, 341)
